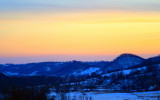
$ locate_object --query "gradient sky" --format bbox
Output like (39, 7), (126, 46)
(0, 0), (160, 64)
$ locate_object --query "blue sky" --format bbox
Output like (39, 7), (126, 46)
(1, 0), (160, 12)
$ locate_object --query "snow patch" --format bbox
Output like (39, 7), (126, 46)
(46, 67), (51, 71)
(73, 67), (100, 76)
(102, 66), (147, 77)
(4, 72), (19, 76)
(137, 66), (146, 70)
(123, 69), (131, 74)
(29, 71), (38, 76)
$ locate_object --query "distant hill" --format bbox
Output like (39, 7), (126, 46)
(104, 53), (145, 72)
(0, 53), (159, 76)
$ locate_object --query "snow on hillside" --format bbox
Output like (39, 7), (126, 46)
(29, 71), (38, 76)
(102, 66), (147, 77)
(46, 67), (51, 71)
(73, 67), (100, 76)
(4, 72), (19, 76)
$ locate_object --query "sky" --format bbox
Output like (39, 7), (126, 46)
(0, 0), (160, 64)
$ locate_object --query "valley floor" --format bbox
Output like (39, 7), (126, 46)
(48, 91), (160, 100)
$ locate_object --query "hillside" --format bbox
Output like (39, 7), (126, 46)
(0, 53), (160, 94)
(0, 53), (159, 77)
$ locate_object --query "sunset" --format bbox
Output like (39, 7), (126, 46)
(1, 0), (160, 64)
(0, 1), (160, 99)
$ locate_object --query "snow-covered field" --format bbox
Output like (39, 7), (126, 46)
(48, 91), (160, 100)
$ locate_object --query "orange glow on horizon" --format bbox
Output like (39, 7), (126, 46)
(0, 10), (160, 57)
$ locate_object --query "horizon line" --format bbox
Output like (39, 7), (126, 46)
(0, 53), (159, 64)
